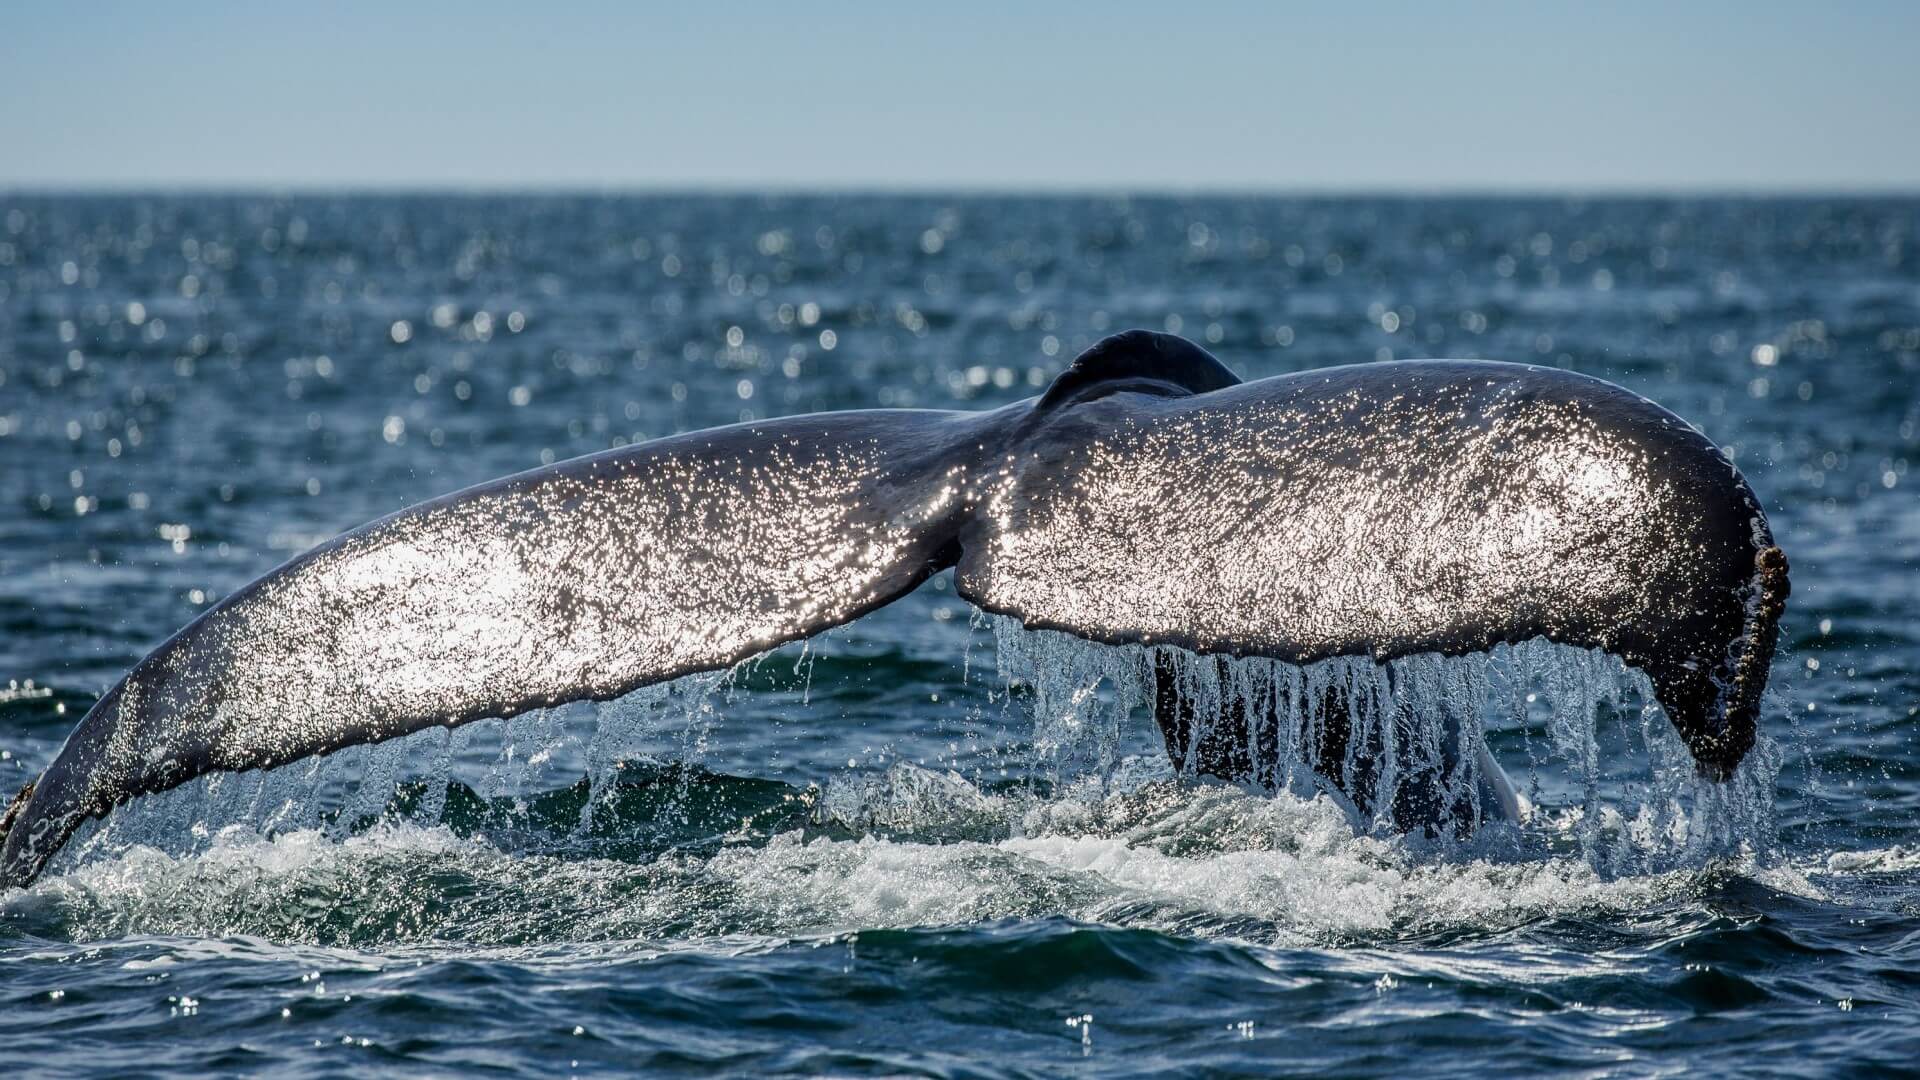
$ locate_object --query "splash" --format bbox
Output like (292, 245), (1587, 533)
(45, 662), (748, 879)
(991, 618), (1782, 875)
(11, 778), (1801, 950)
(10, 609), (1793, 948)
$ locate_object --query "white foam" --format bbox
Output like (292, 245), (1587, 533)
(1821, 846), (1920, 874)
(9, 783), (1752, 950)
(12, 612), (1804, 948)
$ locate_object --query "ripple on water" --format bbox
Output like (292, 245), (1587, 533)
(3, 193), (1915, 1076)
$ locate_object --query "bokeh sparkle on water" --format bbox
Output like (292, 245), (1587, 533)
(0, 194), (1916, 1076)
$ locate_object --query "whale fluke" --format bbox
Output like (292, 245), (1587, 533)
(0, 410), (984, 887)
(952, 354), (1788, 781)
(0, 332), (1786, 888)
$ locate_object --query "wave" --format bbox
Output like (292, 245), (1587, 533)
(3, 618), (1811, 949)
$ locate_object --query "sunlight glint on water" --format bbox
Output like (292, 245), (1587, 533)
(2, 193), (1910, 1076)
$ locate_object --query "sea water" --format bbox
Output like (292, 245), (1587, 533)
(0, 194), (1914, 1075)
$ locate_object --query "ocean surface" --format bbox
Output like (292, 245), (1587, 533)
(0, 193), (1915, 1077)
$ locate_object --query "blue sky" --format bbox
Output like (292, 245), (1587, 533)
(4, 2), (1917, 191)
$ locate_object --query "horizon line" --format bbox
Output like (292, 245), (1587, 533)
(6, 181), (1920, 200)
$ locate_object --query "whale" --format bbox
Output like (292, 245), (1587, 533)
(0, 330), (1788, 886)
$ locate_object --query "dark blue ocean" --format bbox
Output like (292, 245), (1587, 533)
(0, 194), (1916, 1077)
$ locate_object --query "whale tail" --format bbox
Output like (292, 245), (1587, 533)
(1737, 545), (1793, 739)
(1646, 543), (1790, 780)
(1, 333), (1788, 888)
(0, 409), (984, 888)
(955, 335), (1789, 788)
(0, 782), (32, 849)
